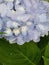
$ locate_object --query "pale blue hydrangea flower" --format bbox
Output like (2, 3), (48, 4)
(0, 0), (49, 45)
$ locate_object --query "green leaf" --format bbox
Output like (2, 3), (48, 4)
(0, 39), (41, 65)
(0, 32), (5, 34)
(37, 35), (49, 50)
(48, 0), (49, 2)
(43, 42), (49, 65)
(37, 35), (49, 65)
(42, 56), (49, 65)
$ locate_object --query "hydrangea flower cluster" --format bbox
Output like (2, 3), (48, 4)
(0, 0), (49, 45)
